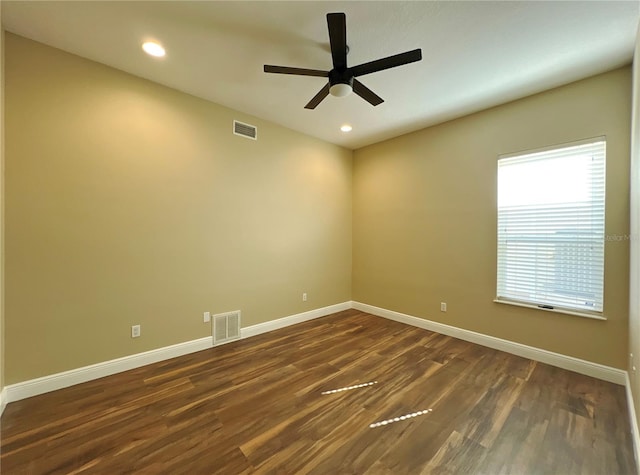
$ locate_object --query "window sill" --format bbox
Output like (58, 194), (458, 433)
(493, 298), (606, 321)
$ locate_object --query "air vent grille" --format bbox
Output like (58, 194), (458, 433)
(233, 120), (257, 140)
(213, 310), (241, 345)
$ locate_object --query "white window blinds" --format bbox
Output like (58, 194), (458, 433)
(497, 138), (606, 314)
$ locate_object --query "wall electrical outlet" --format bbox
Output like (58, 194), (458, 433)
(131, 324), (141, 338)
(440, 302), (447, 312)
(204, 311), (211, 323)
(302, 293), (307, 302)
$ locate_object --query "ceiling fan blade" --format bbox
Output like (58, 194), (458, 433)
(352, 79), (384, 106)
(350, 49), (422, 77)
(305, 83), (331, 109)
(264, 65), (328, 77)
(327, 13), (347, 70)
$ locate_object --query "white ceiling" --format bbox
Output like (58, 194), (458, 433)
(2, 1), (639, 149)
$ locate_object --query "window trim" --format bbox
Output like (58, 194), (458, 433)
(493, 298), (607, 321)
(496, 136), (606, 319)
(498, 136), (606, 160)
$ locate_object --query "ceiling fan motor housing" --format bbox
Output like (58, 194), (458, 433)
(329, 70), (354, 96)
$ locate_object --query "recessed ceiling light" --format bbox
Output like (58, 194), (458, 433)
(142, 42), (166, 58)
(341, 124), (352, 132)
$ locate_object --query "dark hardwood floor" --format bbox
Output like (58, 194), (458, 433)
(0, 309), (636, 474)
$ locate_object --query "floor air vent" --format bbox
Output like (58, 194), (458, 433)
(233, 120), (257, 140)
(213, 310), (241, 345)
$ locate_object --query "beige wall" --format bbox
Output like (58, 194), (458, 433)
(4, 34), (352, 384)
(353, 67), (632, 368)
(0, 20), (4, 396)
(629, 24), (640, 431)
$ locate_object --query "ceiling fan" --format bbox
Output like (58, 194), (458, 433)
(264, 13), (422, 109)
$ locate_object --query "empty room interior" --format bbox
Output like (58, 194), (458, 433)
(1, 1), (640, 473)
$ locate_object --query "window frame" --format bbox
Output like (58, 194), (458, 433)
(495, 137), (607, 320)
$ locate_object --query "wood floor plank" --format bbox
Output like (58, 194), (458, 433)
(456, 374), (525, 448)
(0, 309), (636, 474)
(421, 430), (487, 475)
(474, 406), (549, 474)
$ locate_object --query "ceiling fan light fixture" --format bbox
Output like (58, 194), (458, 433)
(330, 83), (352, 97)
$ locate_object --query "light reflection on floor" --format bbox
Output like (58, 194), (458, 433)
(320, 381), (433, 429)
(369, 408), (433, 428)
(321, 381), (378, 395)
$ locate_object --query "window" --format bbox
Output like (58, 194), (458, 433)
(496, 138), (606, 316)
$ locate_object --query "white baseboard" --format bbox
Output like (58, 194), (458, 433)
(352, 301), (626, 385)
(3, 301), (351, 404)
(5, 299), (622, 408)
(0, 387), (7, 417)
(626, 372), (640, 473)
(5, 337), (214, 403)
(241, 301), (351, 339)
